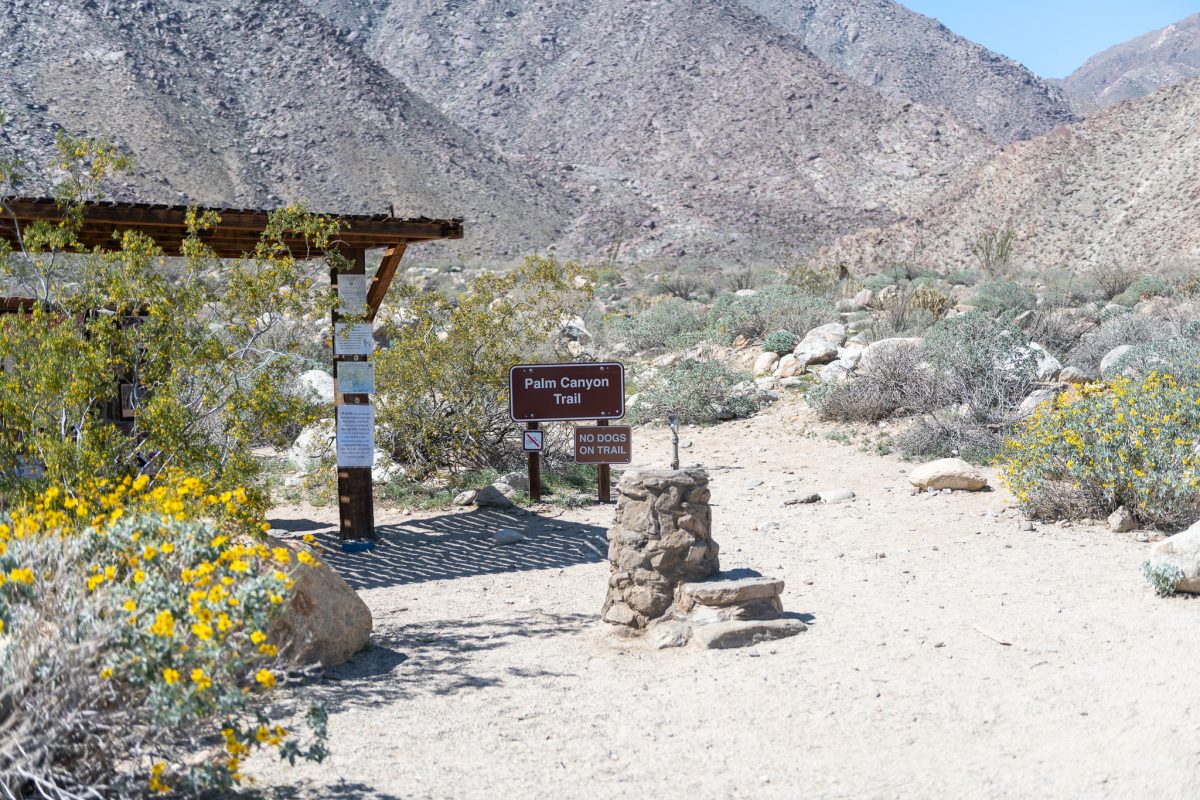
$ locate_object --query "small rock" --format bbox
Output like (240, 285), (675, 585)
(497, 471), (529, 493)
(1059, 366), (1092, 384)
(818, 488), (855, 504)
(494, 528), (525, 545)
(783, 492), (821, 506)
(452, 490), (478, 506)
(909, 458), (988, 491)
(676, 577), (784, 610)
(753, 351), (781, 377)
(1108, 505), (1136, 533)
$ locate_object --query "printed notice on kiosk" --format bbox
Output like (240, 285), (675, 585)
(509, 362), (625, 422)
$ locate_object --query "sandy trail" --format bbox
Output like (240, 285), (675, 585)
(253, 396), (1200, 799)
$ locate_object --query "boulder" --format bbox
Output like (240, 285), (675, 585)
(908, 458), (988, 491)
(1146, 522), (1200, 593)
(1100, 345), (1133, 376)
(753, 351), (781, 377)
(497, 471), (530, 493)
(452, 489), (478, 506)
(475, 483), (517, 508)
(1027, 343), (1063, 381)
(267, 536), (372, 668)
(1018, 388), (1060, 418)
(296, 369), (335, 405)
(289, 419), (335, 472)
(818, 360), (852, 384)
(1108, 506), (1137, 533)
(793, 323), (846, 366)
(560, 315), (592, 343)
(774, 354), (804, 378)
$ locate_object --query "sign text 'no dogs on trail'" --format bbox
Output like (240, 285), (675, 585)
(509, 362), (625, 422)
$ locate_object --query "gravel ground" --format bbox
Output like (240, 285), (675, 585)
(252, 396), (1200, 799)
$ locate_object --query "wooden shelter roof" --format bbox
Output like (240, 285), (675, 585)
(0, 197), (464, 259)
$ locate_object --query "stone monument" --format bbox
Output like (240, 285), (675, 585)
(602, 468), (806, 649)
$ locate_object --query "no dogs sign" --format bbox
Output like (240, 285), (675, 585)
(509, 362), (625, 422)
(574, 426), (632, 464)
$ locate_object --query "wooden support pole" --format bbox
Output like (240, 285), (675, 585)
(596, 419), (611, 503)
(332, 248), (375, 546)
(365, 243), (407, 323)
(527, 421), (541, 503)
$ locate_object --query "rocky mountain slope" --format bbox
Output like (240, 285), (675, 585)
(0, 0), (571, 261)
(737, 0), (1076, 143)
(304, 0), (997, 264)
(1063, 13), (1200, 113)
(824, 78), (1200, 274)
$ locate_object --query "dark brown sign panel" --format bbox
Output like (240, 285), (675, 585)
(574, 425), (632, 464)
(509, 362), (625, 422)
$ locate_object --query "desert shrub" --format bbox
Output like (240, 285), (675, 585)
(655, 271), (714, 301)
(1020, 308), (1088, 359)
(863, 266), (908, 294)
(866, 306), (937, 342)
(809, 340), (930, 422)
(946, 269), (981, 287)
(1108, 337), (1200, 383)
(898, 312), (1038, 461)
(1068, 313), (1169, 376)
(1113, 275), (1174, 307)
(785, 264), (840, 296)
(1001, 374), (1200, 527)
(707, 286), (836, 342)
(0, 132), (329, 504)
(972, 280), (1037, 316)
(605, 298), (707, 353)
(1091, 263), (1139, 300)
(630, 359), (758, 425)
(0, 474), (327, 796)
(762, 330), (799, 355)
(725, 267), (758, 292)
(968, 226), (1016, 275)
(374, 256), (592, 476)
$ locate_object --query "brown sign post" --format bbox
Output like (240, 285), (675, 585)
(510, 362), (625, 502)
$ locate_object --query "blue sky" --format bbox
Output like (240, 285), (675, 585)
(901, 1), (1200, 78)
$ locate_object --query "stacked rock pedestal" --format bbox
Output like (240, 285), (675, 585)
(602, 468), (805, 649)
(602, 468), (719, 628)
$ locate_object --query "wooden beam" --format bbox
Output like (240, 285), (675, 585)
(365, 243), (407, 323)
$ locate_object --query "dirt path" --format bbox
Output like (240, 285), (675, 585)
(253, 395), (1200, 799)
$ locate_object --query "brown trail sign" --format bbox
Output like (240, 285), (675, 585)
(509, 362), (624, 422)
(509, 362), (626, 502)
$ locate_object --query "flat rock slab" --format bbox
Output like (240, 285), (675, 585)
(908, 458), (988, 491)
(677, 576), (784, 609)
(690, 618), (807, 650)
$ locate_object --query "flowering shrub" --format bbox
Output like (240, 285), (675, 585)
(1000, 373), (1200, 527)
(0, 473), (327, 797)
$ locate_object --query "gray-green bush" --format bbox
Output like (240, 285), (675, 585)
(605, 299), (707, 353)
(762, 330), (799, 355)
(707, 286), (836, 343)
(1068, 313), (1169, 376)
(630, 359), (758, 425)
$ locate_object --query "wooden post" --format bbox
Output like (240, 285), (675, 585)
(527, 421), (541, 502)
(596, 419), (611, 503)
(332, 248), (375, 547)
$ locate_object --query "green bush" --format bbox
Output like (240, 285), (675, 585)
(374, 256), (592, 476)
(1001, 373), (1200, 526)
(604, 298), (707, 353)
(630, 359), (758, 425)
(762, 330), (799, 355)
(809, 340), (929, 422)
(707, 286), (836, 343)
(972, 281), (1037, 315)
(0, 475), (326, 795)
(1108, 337), (1200, 383)
(1113, 275), (1173, 307)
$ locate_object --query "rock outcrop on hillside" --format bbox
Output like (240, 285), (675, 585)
(823, 78), (1200, 275)
(1063, 13), (1200, 114)
(737, 0), (1077, 143)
